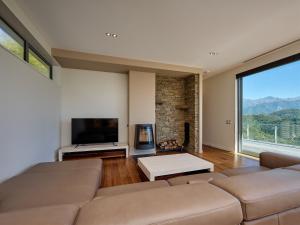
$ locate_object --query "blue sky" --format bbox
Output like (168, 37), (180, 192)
(243, 60), (300, 99)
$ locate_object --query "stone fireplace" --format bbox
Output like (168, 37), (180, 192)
(156, 75), (199, 151)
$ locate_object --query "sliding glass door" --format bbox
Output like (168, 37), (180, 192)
(238, 54), (300, 157)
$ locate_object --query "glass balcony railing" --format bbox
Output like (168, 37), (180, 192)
(241, 123), (300, 157)
(242, 123), (300, 147)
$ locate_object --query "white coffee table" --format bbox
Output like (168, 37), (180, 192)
(137, 153), (214, 181)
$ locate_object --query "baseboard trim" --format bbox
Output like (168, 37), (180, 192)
(203, 142), (234, 152)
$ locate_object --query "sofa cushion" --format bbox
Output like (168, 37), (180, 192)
(24, 159), (103, 173)
(0, 169), (101, 212)
(260, 152), (300, 169)
(242, 215), (278, 225)
(96, 180), (169, 197)
(76, 183), (243, 225)
(284, 164), (300, 172)
(167, 172), (227, 186)
(221, 166), (269, 177)
(242, 207), (300, 225)
(278, 207), (300, 225)
(0, 205), (79, 225)
(211, 169), (300, 221)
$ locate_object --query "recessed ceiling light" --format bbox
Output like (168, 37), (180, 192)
(209, 52), (218, 56)
(105, 32), (119, 38)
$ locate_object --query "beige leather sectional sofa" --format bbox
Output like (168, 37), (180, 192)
(1, 152), (300, 225)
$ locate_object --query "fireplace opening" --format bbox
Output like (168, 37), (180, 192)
(157, 122), (189, 152)
(183, 122), (190, 147)
(135, 124), (155, 150)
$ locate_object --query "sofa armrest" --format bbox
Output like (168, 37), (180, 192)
(260, 152), (300, 168)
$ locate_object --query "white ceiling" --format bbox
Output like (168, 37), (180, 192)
(15, 0), (300, 75)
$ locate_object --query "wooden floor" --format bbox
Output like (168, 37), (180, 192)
(101, 146), (259, 187)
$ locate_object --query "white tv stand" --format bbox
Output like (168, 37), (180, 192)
(58, 143), (129, 161)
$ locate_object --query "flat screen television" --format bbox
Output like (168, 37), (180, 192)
(72, 118), (118, 145)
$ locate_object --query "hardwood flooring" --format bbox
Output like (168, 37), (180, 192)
(101, 145), (259, 187)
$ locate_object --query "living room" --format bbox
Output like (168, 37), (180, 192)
(1, 1), (300, 225)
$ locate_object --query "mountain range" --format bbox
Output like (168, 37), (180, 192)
(243, 96), (300, 115)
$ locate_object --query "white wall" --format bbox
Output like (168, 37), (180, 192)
(203, 72), (236, 151)
(61, 68), (128, 146)
(0, 46), (61, 182)
(203, 41), (300, 152)
(129, 71), (156, 155)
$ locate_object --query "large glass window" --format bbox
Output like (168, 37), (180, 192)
(0, 19), (24, 59)
(238, 55), (300, 157)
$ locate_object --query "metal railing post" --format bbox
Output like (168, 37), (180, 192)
(247, 124), (250, 140)
(275, 126), (278, 144)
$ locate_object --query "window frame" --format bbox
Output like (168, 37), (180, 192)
(28, 44), (53, 79)
(0, 16), (25, 60)
(0, 16), (52, 79)
(236, 53), (300, 155)
(236, 53), (300, 79)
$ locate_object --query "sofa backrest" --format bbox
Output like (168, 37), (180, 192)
(211, 169), (300, 221)
(0, 159), (102, 212)
(260, 152), (300, 169)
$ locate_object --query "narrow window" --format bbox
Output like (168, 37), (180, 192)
(0, 18), (52, 79)
(0, 18), (24, 59)
(28, 48), (51, 79)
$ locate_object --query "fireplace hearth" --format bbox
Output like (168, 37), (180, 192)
(135, 124), (155, 150)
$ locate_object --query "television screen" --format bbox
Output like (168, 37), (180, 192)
(72, 118), (118, 145)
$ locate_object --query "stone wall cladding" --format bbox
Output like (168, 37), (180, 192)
(156, 74), (199, 151)
(156, 76), (185, 144)
(184, 74), (199, 151)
